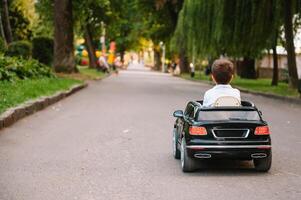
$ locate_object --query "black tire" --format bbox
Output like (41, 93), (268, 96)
(173, 129), (181, 159)
(253, 152), (272, 172)
(180, 139), (196, 172)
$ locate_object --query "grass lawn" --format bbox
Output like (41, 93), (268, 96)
(0, 78), (81, 114)
(78, 66), (107, 80)
(56, 66), (107, 81)
(180, 71), (300, 97)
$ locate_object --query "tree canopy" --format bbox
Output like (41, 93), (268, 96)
(172, 0), (301, 86)
(173, 0), (281, 58)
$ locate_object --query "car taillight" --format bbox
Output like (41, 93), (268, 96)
(189, 126), (207, 135)
(255, 126), (270, 135)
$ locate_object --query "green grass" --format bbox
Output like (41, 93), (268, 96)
(78, 66), (107, 80)
(181, 71), (211, 82)
(181, 71), (299, 97)
(0, 78), (81, 114)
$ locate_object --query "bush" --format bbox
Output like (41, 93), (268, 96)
(0, 38), (6, 53)
(32, 37), (54, 65)
(6, 40), (32, 59)
(0, 55), (54, 81)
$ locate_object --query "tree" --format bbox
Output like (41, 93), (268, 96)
(0, 9), (6, 42)
(1, 0), (13, 43)
(53, 0), (76, 73)
(9, 4), (33, 40)
(271, 30), (279, 86)
(83, 24), (98, 68)
(34, 0), (54, 37)
(283, 0), (299, 88)
(36, 0), (111, 70)
(73, 0), (110, 68)
(106, 0), (142, 64)
(172, 0), (297, 81)
(137, 0), (185, 71)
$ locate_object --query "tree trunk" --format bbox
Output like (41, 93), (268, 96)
(0, 9), (6, 43)
(119, 44), (126, 65)
(84, 25), (97, 68)
(271, 45), (279, 86)
(54, 0), (76, 73)
(153, 47), (161, 71)
(240, 57), (256, 79)
(120, 50), (125, 64)
(283, 0), (299, 88)
(179, 48), (189, 74)
(1, 0), (12, 43)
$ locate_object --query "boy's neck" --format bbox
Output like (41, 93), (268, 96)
(215, 83), (231, 85)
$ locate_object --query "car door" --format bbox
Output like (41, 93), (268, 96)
(181, 103), (195, 138)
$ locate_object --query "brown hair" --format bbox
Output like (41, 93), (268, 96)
(211, 58), (234, 84)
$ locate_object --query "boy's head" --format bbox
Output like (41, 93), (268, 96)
(211, 58), (234, 84)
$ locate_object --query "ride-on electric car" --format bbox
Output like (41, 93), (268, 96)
(172, 99), (272, 172)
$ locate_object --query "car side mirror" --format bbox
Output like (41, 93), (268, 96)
(173, 110), (184, 118)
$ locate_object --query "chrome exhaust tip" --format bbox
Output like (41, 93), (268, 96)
(251, 153), (267, 159)
(194, 153), (211, 159)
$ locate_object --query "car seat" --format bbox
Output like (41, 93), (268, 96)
(213, 96), (241, 107)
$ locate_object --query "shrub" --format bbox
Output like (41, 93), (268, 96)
(32, 37), (54, 65)
(0, 38), (6, 53)
(6, 40), (32, 59)
(0, 67), (15, 81)
(0, 55), (54, 81)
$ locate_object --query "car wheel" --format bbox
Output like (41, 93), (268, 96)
(173, 129), (181, 159)
(253, 152), (272, 172)
(180, 139), (196, 172)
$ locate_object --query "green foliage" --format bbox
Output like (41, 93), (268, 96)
(172, 0), (281, 59)
(106, 0), (140, 51)
(32, 37), (54, 65)
(0, 38), (7, 53)
(73, 0), (111, 42)
(9, 1), (33, 40)
(6, 40), (32, 59)
(34, 0), (54, 37)
(0, 55), (54, 81)
(137, 0), (184, 46)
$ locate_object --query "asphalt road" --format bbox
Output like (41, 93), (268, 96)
(1, 64), (301, 200)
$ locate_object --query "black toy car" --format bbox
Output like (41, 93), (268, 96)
(172, 100), (272, 172)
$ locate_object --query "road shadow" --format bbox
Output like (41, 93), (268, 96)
(186, 159), (270, 176)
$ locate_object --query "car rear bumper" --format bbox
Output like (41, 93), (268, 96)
(186, 145), (271, 160)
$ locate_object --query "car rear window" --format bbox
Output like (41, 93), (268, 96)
(197, 110), (261, 121)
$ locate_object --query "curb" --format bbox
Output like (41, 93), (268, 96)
(0, 83), (88, 130)
(179, 76), (301, 105)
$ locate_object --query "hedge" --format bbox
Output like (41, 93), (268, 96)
(5, 40), (32, 59)
(32, 37), (54, 65)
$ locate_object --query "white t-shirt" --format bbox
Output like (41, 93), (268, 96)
(203, 84), (241, 107)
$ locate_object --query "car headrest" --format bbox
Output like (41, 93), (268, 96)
(213, 96), (241, 107)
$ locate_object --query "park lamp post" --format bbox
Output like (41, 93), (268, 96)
(159, 41), (166, 73)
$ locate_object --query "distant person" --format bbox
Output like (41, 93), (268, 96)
(202, 59), (241, 107)
(98, 55), (110, 73)
(190, 63), (195, 78)
(172, 62), (177, 71)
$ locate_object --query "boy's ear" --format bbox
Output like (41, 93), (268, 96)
(211, 74), (217, 84)
(230, 74), (234, 82)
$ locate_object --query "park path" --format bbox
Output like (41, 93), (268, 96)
(0, 64), (301, 200)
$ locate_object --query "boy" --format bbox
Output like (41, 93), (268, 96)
(203, 58), (241, 107)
